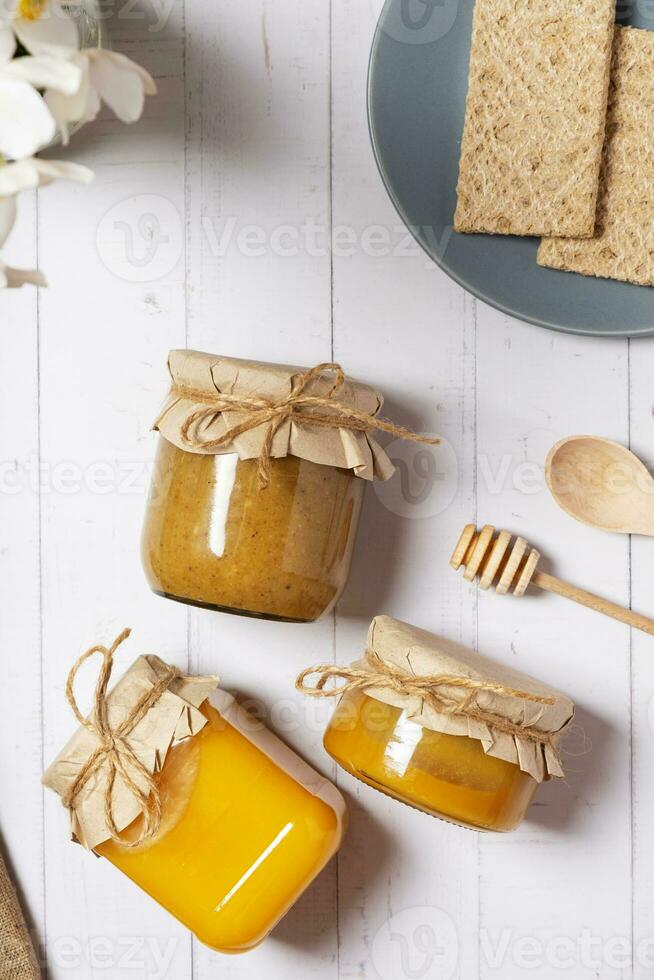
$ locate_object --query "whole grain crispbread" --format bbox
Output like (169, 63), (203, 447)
(454, 0), (615, 238)
(538, 27), (654, 287)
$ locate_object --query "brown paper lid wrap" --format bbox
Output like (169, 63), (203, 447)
(361, 616), (574, 782)
(153, 350), (396, 481)
(42, 655), (218, 851)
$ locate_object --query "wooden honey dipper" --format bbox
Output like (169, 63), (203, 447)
(451, 524), (654, 637)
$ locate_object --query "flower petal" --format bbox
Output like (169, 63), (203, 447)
(44, 51), (91, 132)
(0, 78), (55, 158)
(4, 53), (82, 93)
(43, 87), (72, 142)
(90, 49), (157, 95)
(88, 49), (156, 123)
(0, 25), (16, 64)
(0, 258), (47, 288)
(127, 57), (156, 96)
(0, 195), (17, 247)
(78, 80), (100, 124)
(0, 157), (93, 194)
(13, 0), (78, 57)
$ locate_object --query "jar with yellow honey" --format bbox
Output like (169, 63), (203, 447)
(142, 351), (406, 623)
(44, 635), (346, 954)
(298, 616), (574, 832)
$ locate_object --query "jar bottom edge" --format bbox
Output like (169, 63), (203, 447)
(326, 752), (512, 833)
(152, 589), (317, 624)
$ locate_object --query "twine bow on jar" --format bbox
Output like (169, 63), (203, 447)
(296, 649), (559, 749)
(175, 362), (440, 489)
(61, 629), (180, 849)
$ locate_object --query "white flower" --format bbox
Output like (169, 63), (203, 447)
(0, 0), (154, 287)
(46, 49), (156, 142)
(0, 195), (46, 287)
(0, 156), (93, 195)
(0, 193), (16, 244)
(9, 0), (79, 58)
(0, 24), (81, 158)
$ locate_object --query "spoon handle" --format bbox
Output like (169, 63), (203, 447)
(533, 571), (654, 637)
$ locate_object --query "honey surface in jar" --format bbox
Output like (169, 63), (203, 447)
(324, 690), (537, 832)
(142, 438), (364, 622)
(98, 700), (344, 953)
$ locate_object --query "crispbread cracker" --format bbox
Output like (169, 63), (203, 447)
(454, 0), (615, 237)
(538, 27), (654, 286)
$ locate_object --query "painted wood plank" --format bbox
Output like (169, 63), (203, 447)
(474, 312), (632, 980)
(36, 7), (192, 977)
(626, 337), (654, 980)
(331, 4), (480, 978)
(182, 0), (338, 976)
(0, 193), (45, 971)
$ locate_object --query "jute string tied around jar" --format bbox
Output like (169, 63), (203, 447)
(61, 629), (180, 849)
(296, 649), (559, 750)
(177, 362), (440, 489)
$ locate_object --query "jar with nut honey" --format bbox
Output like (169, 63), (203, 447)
(142, 352), (400, 623)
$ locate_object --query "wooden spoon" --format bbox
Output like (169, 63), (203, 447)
(546, 435), (654, 536)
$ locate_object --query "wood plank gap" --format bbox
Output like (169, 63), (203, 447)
(182, 6), (195, 978)
(35, 189), (48, 975)
(628, 336), (635, 976)
(472, 295), (482, 980)
(329, 0), (335, 364)
(329, 7), (339, 975)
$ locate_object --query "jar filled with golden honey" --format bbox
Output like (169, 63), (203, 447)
(99, 693), (345, 952)
(299, 616), (574, 832)
(142, 351), (400, 623)
(44, 644), (346, 954)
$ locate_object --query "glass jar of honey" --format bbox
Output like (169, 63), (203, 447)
(324, 689), (538, 831)
(99, 691), (346, 953)
(299, 616), (574, 832)
(44, 645), (346, 954)
(143, 351), (397, 623)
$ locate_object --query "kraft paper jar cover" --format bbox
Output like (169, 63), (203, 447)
(153, 350), (396, 481)
(359, 616), (575, 782)
(43, 655), (218, 850)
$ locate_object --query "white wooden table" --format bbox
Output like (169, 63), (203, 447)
(1, 2), (652, 978)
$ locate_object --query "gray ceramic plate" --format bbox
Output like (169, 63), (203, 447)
(368, 0), (653, 337)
